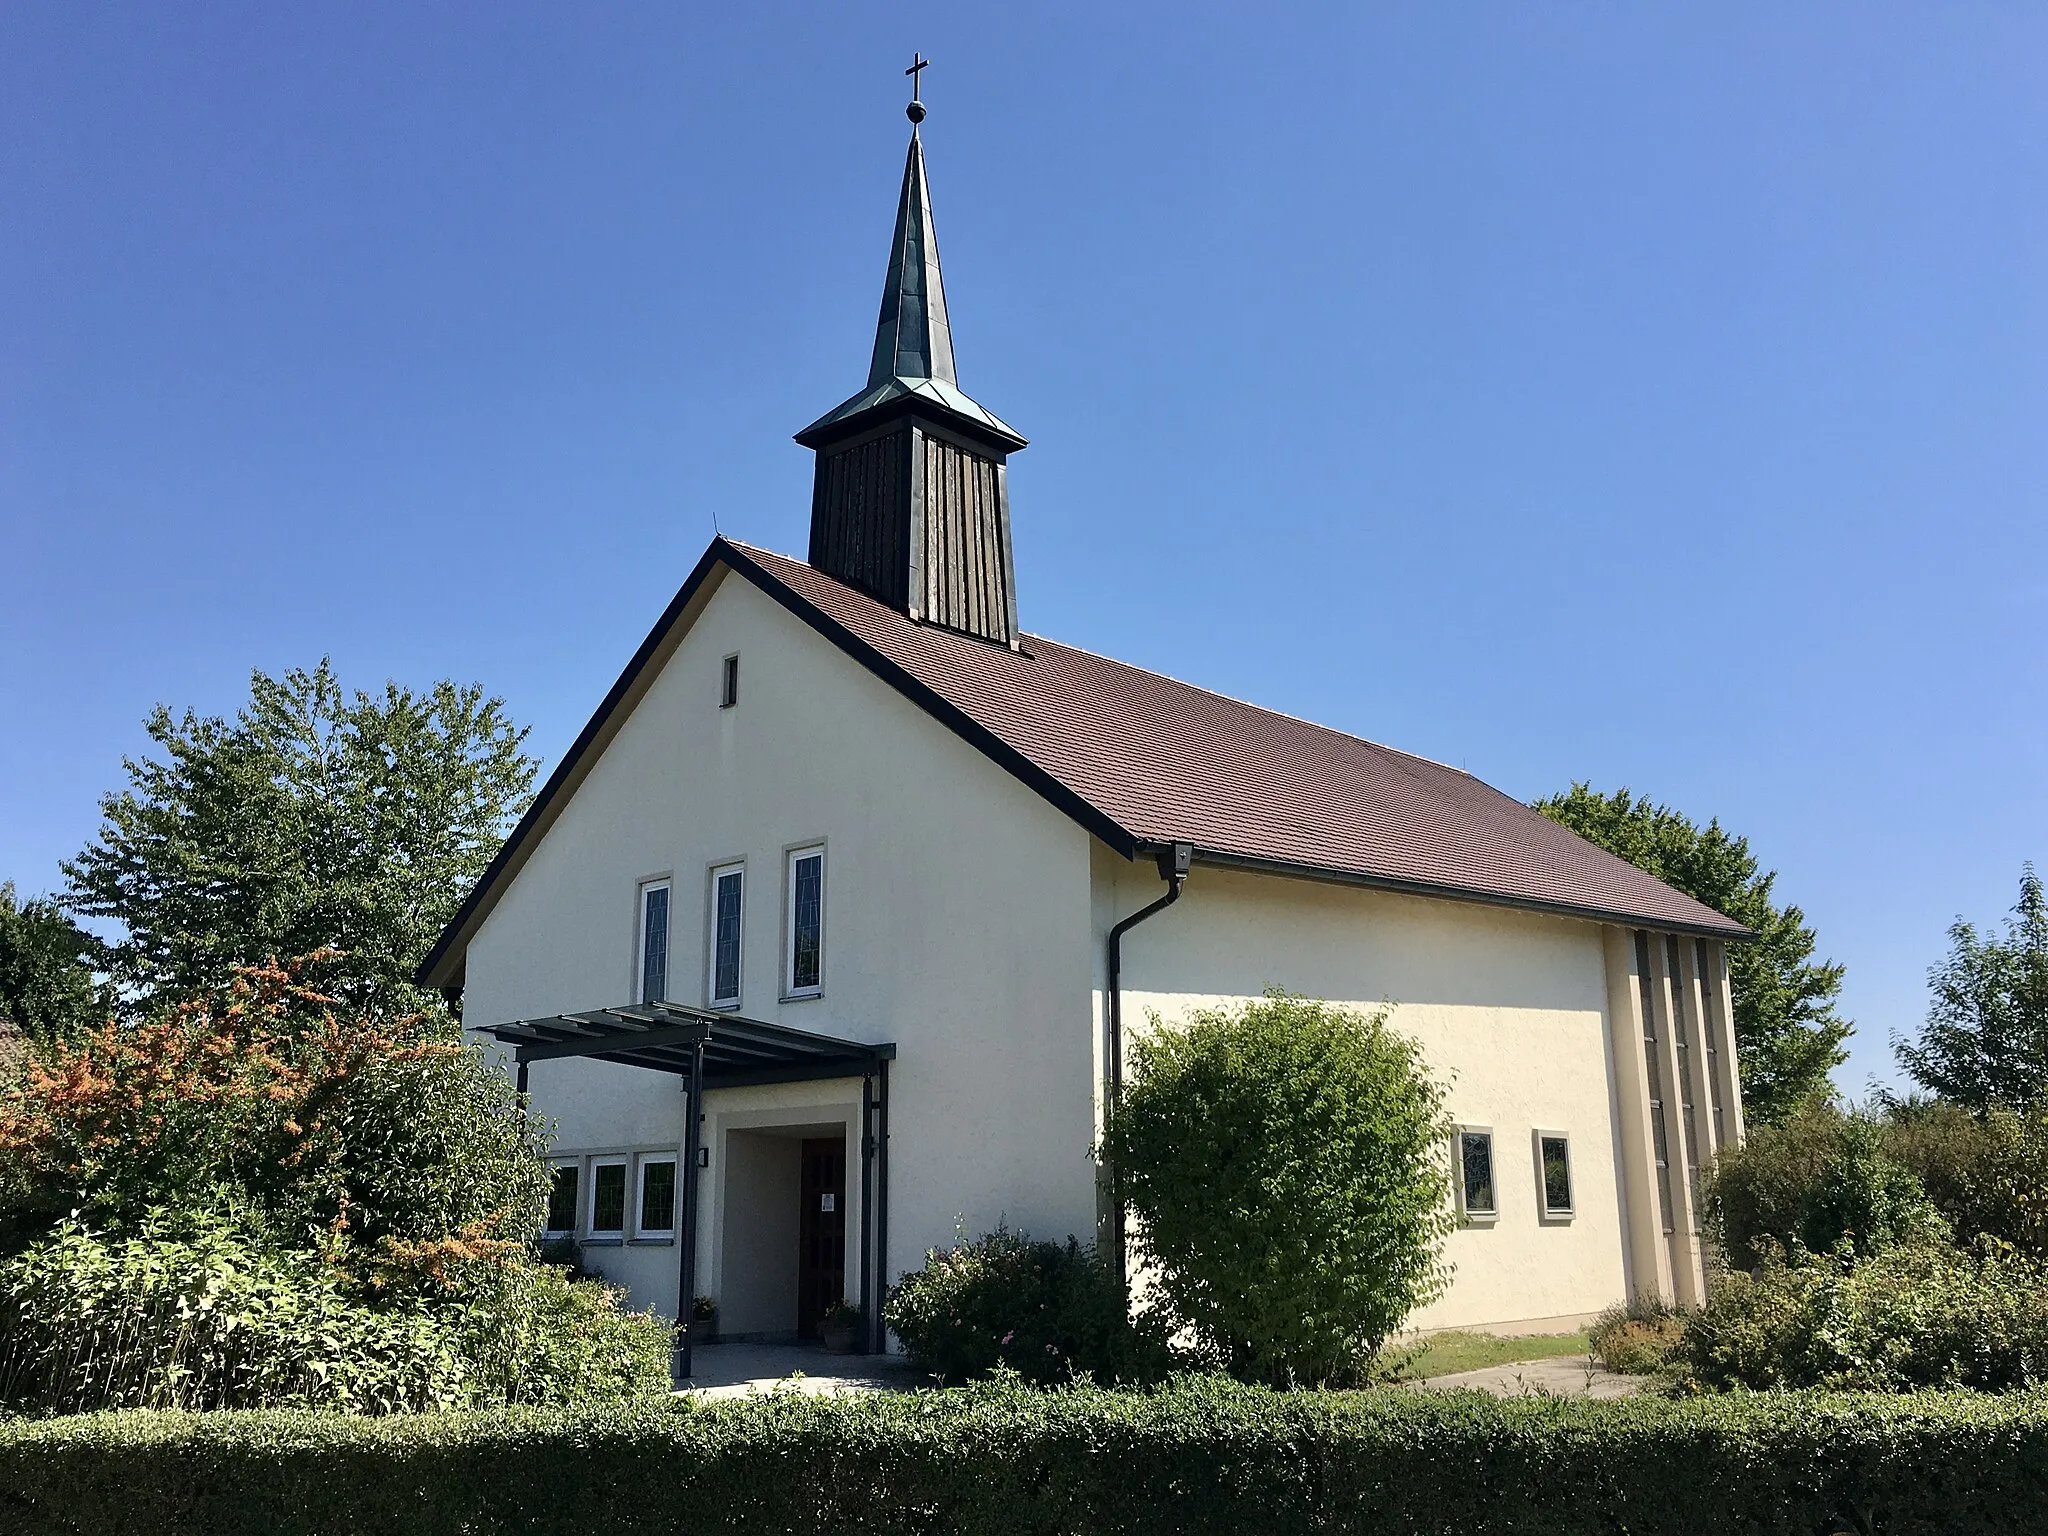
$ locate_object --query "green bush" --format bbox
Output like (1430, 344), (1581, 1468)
(0, 1214), (671, 1416)
(2, 1381), (2045, 1535)
(1883, 1100), (2048, 1258)
(1676, 1237), (2048, 1393)
(1588, 1295), (1686, 1376)
(1704, 1104), (1948, 1269)
(1099, 992), (1453, 1387)
(883, 1228), (1168, 1386)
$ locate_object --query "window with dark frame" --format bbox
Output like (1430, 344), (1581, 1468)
(639, 882), (670, 1004)
(1457, 1129), (1496, 1219)
(638, 1156), (677, 1237)
(589, 1161), (627, 1236)
(710, 864), (744, 1007)
(1538, 1133), (1574, 1218)
(720, 654), (739, 708)
(545, 1163), (578, 1235)
(787, 847), (823, 996)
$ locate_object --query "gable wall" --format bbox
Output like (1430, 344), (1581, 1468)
(462, 571), (1100, 1316)
(1094, 848), (1631, 1333)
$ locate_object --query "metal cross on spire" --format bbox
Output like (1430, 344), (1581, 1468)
(905, 52), (929, 125)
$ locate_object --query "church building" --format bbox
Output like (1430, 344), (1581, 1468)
(419, 86), (1749, 1367)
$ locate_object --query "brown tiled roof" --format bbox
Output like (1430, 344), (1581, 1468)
(419, 537), (1744, 988)
(728, 541), (1747, 939)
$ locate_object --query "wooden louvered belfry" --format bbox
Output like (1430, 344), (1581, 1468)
(795, 95), (1027, 649)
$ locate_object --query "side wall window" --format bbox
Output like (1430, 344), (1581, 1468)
(637, 1154), (678, 1239)
(785, 846), (824, 997)
(1536, 1131), (1574, 1220)
(708, 863), (744, 1007)
(638, 880), (670, 1004)
(1455, 1127), (1496, 1222)
(588, 1157), (628, 1239)
(544, 1162), (579, 1237)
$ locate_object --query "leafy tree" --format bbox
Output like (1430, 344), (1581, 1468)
(0, 955), (548, 1257)
(1098, 991), (1454, 1386)
(1533, 784), (1848, 1122)
(1881, 1098), (2048, 1258)
(62, 661), (536, 1016)
(1703, 1104), (1947, 1270)
(1896, 865), (2048, 1113)
(0, 883), (108, 1047)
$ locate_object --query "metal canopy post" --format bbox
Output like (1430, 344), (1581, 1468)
(859, 1070), (876, 1354)
(676, 1037), (705, 1383)
(874, 1058), (890, 1354)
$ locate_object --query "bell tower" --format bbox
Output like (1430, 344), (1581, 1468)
(795, 60), (1027, 647)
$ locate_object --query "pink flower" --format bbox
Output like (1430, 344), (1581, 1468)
(1000, 1330), (1015, 1345)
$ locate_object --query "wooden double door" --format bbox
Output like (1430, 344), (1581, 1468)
(796, 1136), (846, 1340)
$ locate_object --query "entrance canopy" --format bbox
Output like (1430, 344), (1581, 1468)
(482, 1000), (894, 1380)
(484, 1000), (895, 1088)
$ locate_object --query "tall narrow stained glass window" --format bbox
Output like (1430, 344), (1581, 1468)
(639, 882), (670, 1004)
(787, 847), (823, 996)
(710, 864), (744, 1007)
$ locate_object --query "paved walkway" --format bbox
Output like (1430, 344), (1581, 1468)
(679, 1341), (924, 1399)
(1416, 1355), (1647, 1398)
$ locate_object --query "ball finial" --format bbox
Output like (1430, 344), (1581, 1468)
(906, 98), (927, 125)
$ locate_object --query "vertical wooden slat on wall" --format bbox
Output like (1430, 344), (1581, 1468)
(810, 429), (910, 610)
(920, 435), (1009, 644)
(808, 417), (1016, 647)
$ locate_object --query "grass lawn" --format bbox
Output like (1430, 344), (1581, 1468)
(1393, 1328), (1591, 1379)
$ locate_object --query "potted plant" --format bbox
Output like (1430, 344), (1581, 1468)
(820, 1299), (862, 1354)
(691, 1295), (719, 1345)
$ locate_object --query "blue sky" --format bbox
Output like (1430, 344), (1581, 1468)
(4, 5), (2043, 1095)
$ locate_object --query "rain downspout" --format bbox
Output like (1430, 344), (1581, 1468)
(1104, 841), (1193, 1286)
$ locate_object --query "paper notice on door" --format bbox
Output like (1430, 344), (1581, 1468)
(821, 1193), (836, 1212)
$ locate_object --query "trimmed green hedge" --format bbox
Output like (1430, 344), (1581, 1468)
(2, 1378), (2044, 1535)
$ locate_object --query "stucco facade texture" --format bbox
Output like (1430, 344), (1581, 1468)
(464, 573), (1660, 1338)
(1093, 851), (1632, 1332)
(463, 572), (1101, 1327)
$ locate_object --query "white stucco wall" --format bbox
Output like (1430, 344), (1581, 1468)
(1094, 849), (1632, 1332)
(462, 569), (1101, 1324)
